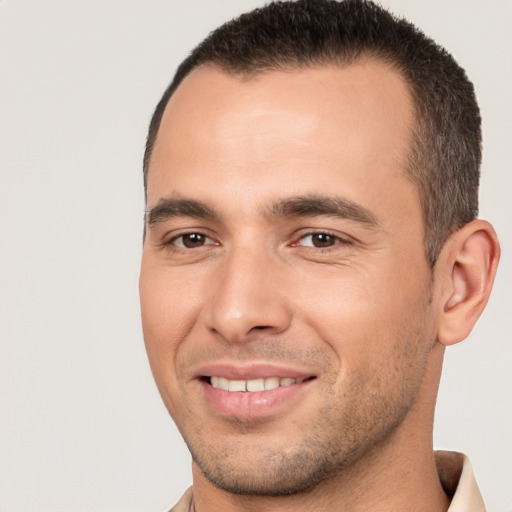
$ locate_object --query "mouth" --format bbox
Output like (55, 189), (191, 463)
(197, 369), (317, 418)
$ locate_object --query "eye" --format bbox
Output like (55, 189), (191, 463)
(171, 233), (216, 249)
(295, 232), (345, 248)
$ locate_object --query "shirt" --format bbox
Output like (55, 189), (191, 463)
(168, 451), (485, 512)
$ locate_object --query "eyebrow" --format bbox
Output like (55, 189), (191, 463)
(146, 194), (379, 228)
(266, 195), (380, 227)
(147, 197), (218, 226)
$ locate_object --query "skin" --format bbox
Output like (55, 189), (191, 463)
(139, 61), (499, 512)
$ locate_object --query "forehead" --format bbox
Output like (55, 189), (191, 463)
(147, 61), (416, 218)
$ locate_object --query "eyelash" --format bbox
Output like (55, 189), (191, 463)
(291, 231), (352, 250)
(165, 232), (218, 250)
(163, 230), (351, 251)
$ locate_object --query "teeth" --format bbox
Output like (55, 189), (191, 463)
(210, 376), (306, 392)
(228, 380), (246, 392)
(210, 376), (229, 391)
(264, 377), (280, 390)
(246, 378), (265, 392)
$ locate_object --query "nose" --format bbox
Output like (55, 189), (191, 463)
(202, 248), (292, 343)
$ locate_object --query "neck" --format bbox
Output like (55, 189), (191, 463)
(191, 441), (449, 512)
(192, 344), (449, 512)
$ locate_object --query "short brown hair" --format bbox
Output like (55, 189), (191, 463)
(144, 0), (481, 267)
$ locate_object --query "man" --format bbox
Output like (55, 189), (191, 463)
(139, 1), (500, 510)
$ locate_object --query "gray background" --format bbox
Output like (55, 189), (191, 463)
(1, 1), (510, 510)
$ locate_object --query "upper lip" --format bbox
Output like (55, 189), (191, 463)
(194, 361), (316, 381)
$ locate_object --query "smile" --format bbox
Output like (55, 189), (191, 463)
(200, 372), (316, 418)
(209, 376), (306, 392)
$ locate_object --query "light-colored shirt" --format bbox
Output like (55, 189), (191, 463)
(435, 451), (486, 512)
(168, 451), (485, 512)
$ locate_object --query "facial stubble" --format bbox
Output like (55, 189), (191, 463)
(180, 321), (434, 497)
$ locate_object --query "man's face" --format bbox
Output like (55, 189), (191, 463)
(140, 62), (438, 495)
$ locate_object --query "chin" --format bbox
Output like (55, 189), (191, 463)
(193, 448), (339, 496)
(186, 425), (382, 497)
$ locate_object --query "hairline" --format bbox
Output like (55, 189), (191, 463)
(145, 53), (422, 187)
(143, 55), (431, 258)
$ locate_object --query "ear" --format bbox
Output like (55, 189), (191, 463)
(436, 220), (500, 346)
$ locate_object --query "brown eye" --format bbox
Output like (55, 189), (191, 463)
(310, 233), (337, 248)
(174, 233), (210, 248)
(297, 233), (341, 248)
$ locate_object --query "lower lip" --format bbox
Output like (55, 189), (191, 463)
(200, 379), (313, 418)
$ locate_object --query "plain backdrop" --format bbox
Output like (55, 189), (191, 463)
(0, 1), (510, 511)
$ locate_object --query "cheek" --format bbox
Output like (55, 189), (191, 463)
(139, 262), (200, 384)
(294, 265), (385, 339)
(139, 266), (200, 420)
(294, 263), (432, 368)
(140, 258), (203, 333)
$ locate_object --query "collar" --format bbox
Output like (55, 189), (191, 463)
(436, 451), (486, 511)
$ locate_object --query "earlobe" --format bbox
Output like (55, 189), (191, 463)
(437, 220), (500, 346)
